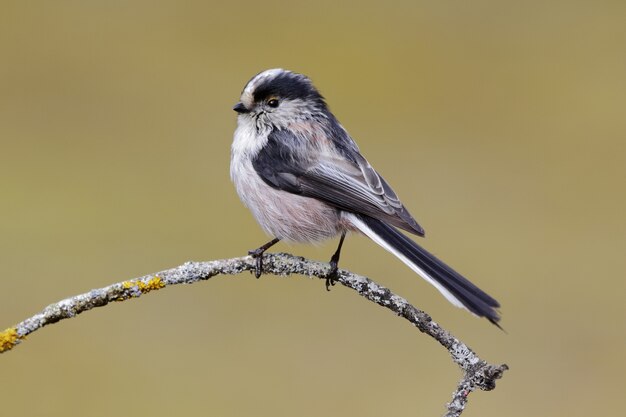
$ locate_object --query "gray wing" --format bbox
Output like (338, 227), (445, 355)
(252, 128), (425, 236)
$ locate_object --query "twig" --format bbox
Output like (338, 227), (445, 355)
(0, 252), (507, 415)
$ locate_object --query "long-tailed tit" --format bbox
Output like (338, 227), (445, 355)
(230, 69), (500, 325)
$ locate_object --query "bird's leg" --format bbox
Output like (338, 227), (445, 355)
(326, 232), (346, 291)
(248, 237), (280, 278)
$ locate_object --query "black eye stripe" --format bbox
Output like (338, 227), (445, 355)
(253, 72), (324, 105)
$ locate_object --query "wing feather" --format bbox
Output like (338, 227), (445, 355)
(252, 128), (425, 236)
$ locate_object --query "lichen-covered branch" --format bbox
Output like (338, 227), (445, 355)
(444, 361), (508, 416)
(0, 252), (507, 415)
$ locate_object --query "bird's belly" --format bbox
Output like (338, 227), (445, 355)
(232, 160), (343, 243)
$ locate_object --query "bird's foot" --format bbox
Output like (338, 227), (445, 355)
(247, 238), (280, 278)
(325, 261), (339, 291)
(325, 232), (346, 291)
(248, 248), (265, 279)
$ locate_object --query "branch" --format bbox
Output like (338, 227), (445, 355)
(0, 252), (507, 415)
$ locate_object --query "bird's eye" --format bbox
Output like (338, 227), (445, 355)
(267, 98), (279, 108)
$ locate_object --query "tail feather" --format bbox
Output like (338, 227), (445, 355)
(347, 213), (501, 325)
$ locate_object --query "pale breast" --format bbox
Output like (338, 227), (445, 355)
(231, 157), (343, 243)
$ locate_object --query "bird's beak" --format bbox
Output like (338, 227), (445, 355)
(232, 102), (249, 114)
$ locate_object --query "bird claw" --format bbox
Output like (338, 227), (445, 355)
(247, 238), (280, 279)
(325, 262), (339, 291)
(248, 249), (264, 278)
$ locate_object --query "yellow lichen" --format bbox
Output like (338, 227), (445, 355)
(141, 276), (165, 292)
(0, 327), (21, 353)
(121, 276), (165, 295)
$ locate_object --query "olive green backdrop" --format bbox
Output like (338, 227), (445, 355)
(1, 1), (624, 416)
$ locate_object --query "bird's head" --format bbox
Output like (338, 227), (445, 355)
(233, 69), (327, 128)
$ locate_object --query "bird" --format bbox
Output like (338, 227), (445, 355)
(230, 68), (500, 325)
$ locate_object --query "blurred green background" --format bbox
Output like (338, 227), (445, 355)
(1, 1), (625, 416)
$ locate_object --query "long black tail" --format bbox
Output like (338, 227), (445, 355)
(348, 213), (501, 326)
